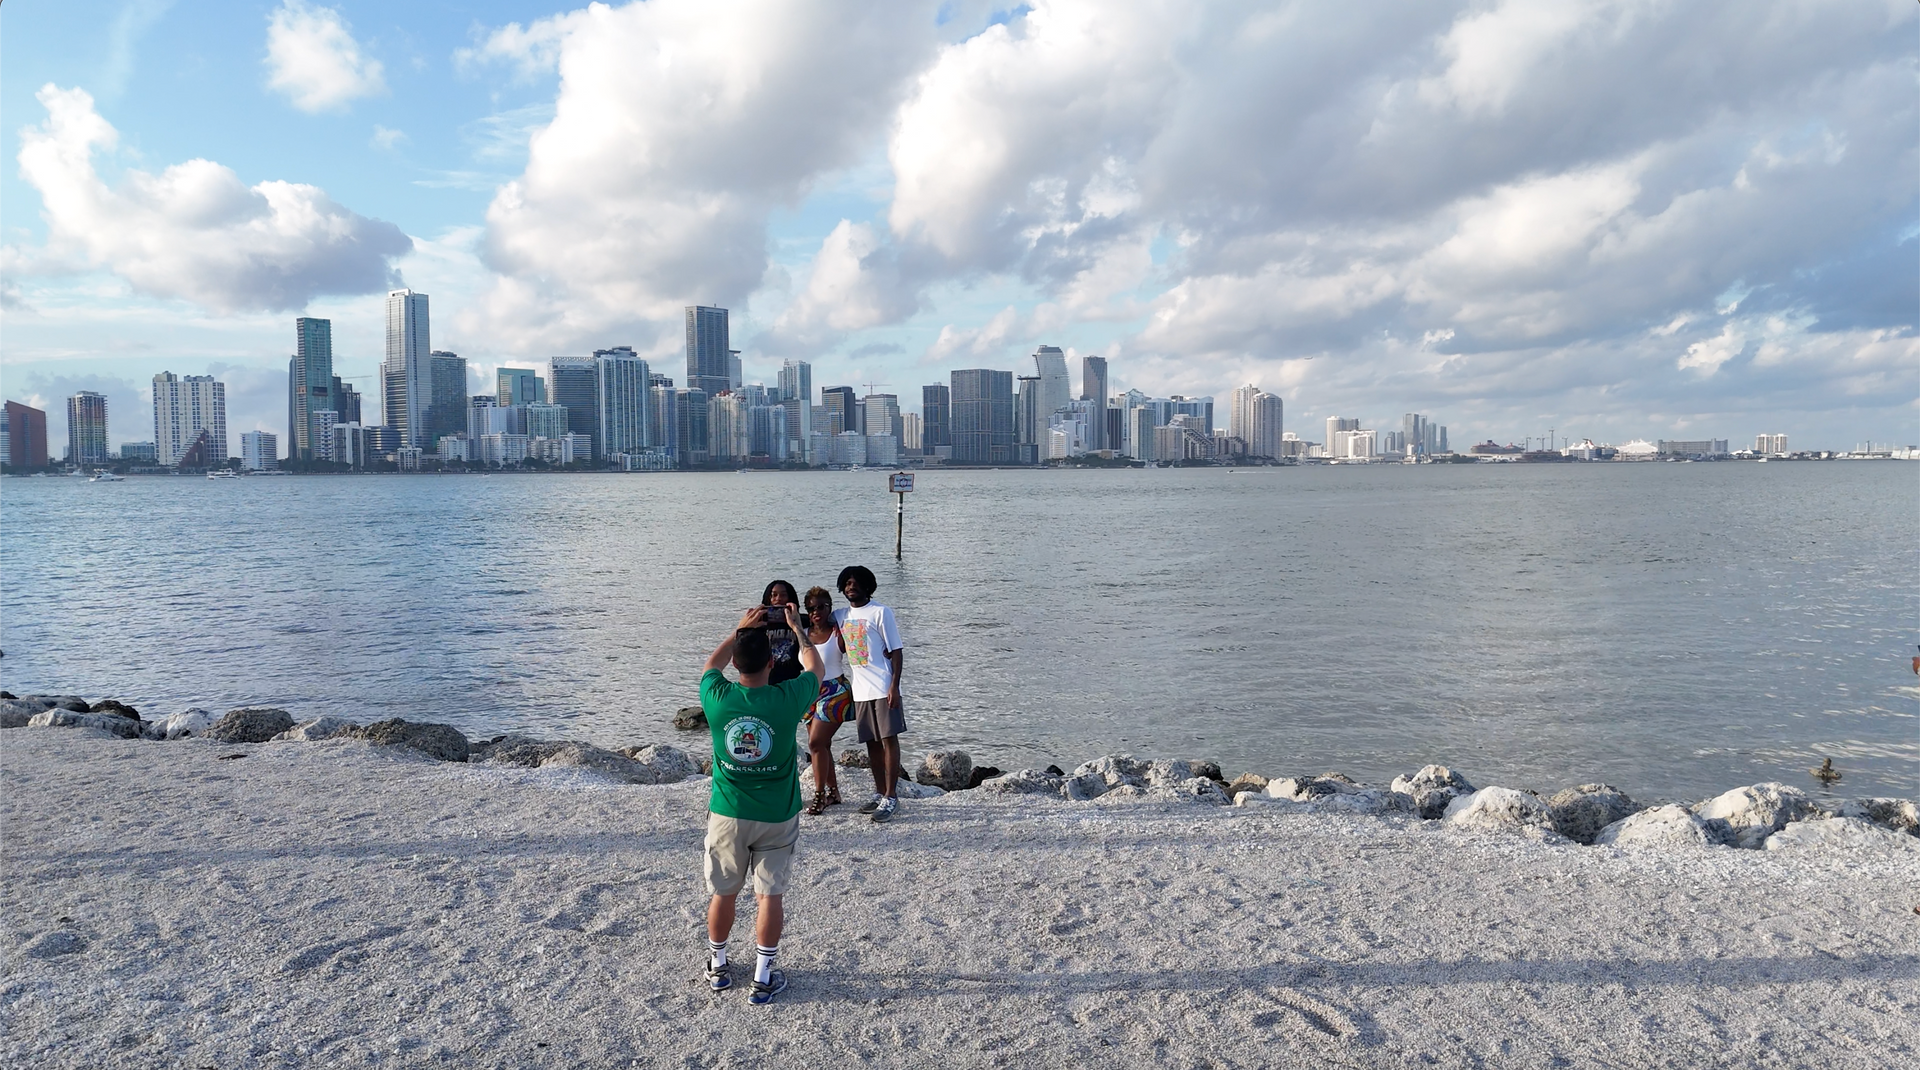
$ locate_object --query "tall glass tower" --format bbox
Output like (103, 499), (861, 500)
(291, 317), (334, 461)
(385, 290), (430, 446)
(685, 305), (731, 397)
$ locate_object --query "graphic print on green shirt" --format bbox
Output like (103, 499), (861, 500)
(701, 667), (817, 823)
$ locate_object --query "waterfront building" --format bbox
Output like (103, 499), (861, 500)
(1154, 414), (1213, 462)
(676, 389), (710, 466)
(289, 317), (334, 461)
(1047, 427), (1071, 460)
(594, 349), (652, 461)
(900, 413), (923, 453)
(1126, 405), (1154, 461)
(120, 441), (157, 464)
(384, 289), (431, 447)
(708, 393), (748, 464)
(152, 372), (227, 466)
(866, 433), (899, 467)
(437, 434), (471, 464)
(808, 431), (833, 465)
(730, 349), (743, 393)
(529, 435), (578, 465)
(1325, 417), (1359, 454)
(0, 405), (7, 467)
(1331, 428), (1377, 461)
(748, 404), (788, 461)
(66, 391), (109, 466)
(547, 357), (599, 453)
(1229, 385), (1283, 459)
(1657, 438), (1729, 458)
(1033, 346), (1071, 418)
(426, 351), (468, 446)
(830, 430), (868, 467)
(650, 385), (679, 465)
(1014, 376), (1043, 464)
(950, 368), (1015, 464)
(175, 429), (217, 469)
(921, 384), (950, 456)
(311, 410), (339, 461)
(478, 433), (531, 466)
(498, 368), (546, 407)
(1756, 433), (1788, 456)
(864, 393), (900, 439)
(331, 378), (362, 426)
(685, 306), (732, 398)
(330, 424), (365, 468)
(241, 431), (279, 471)
(1080, 356), (1109, 450)
(821, 386), (857, 436)
(527, 403), (569, 440)
(395, 447), (423, 472)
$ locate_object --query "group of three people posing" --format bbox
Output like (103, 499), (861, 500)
(693, 565), (907, 1004)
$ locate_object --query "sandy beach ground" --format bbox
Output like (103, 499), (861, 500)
(3, 730), (1917, 1069)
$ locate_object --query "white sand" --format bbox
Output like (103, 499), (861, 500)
(3, 731), (1917, 1069)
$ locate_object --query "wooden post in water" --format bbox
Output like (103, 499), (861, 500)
(890, 471), (914, 560)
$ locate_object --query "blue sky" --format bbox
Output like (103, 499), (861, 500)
(3, 1), (1915, 453)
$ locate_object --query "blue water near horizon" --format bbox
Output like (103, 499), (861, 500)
(2, 462), (1915, 802)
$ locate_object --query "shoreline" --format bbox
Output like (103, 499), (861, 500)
(3, 717), (1917, 1068)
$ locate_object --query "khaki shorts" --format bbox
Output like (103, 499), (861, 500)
(704, 813), (799, 897)
(853, 697), (907, 744)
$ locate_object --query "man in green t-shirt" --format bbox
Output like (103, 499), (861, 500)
(699, 604), (822, 1005)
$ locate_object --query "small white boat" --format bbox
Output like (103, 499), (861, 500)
(89, 472), (125, 482)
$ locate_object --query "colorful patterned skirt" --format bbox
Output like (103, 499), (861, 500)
(807, 675), (854, 725)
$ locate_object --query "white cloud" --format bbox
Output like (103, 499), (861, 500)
(9, 84), (410, 314)
(265, 0), (386, 113)
(767, 220), (918, 350)
(370, 125), (407, 150)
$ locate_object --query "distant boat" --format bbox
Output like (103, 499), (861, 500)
(207, 469), (238, 479)
(88, 472), (125, 483)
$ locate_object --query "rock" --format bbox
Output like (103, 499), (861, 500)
(1191, 760), (1225, 782)
(0, 690), (13, 700)
(839, 748), (871, 769)
(146, 708), (218, 741)
(965, 766), (1003, 789)
(1223, 773), (1269, 801)
(22, 931), (86, 959)
(204, 707), (295, 744)
(915, 750), (973, 791)
(1070, 754), (1150, 791)
(1233, 792), (1308, 811)
(1444, 787), (1553, 832)
(1546, 784), (1640, 845)
(270, 716), (358, 742)
(1146, 777), (1230, 805)
(628, 743), (701, 783)
(89, 699), (140, 720)
(894, 780), (945, 800)
(24, 695), (92, 713)
(1099, 784), (1150, 800)
(1311, 788), (1416, 816)
(976, 768), (1064, 795)
(26, 709), (143, 739)
(1061, 772), (1110, 801)
(1, 700), (43, 729)
(672, 706), (707, 731)
(1595, 805), (1716, 849)
(1044, 764), (1064, 776)
(1390, 765), (1476, 820)
(1764, 816), (1920, 854)
(4, 696), (52, 714)
(1690, 783), (1814, 848)
(1826, 797), (1920, 836)
(343, 719), (470, 762)
(1265, 773), (1364, 802)
(478, 740), (663, 783)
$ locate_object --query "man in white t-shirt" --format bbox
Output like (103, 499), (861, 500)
(833, 565), (906, 823)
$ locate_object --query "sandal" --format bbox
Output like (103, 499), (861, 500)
(804, 788), (827, 816)
(826, 785), (842, 807)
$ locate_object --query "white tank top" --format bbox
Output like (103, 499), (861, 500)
(811, 632), (848, 680)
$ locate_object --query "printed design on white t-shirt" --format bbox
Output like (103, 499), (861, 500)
(725, 717), (772, 764)
(843, 620), (872, 666)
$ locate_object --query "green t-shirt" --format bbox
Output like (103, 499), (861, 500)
(701, 667), (817, 823)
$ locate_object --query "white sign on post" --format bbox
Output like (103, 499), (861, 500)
(890, 472), (915, 493)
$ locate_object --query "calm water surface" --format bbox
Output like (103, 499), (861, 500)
(2, 463), (1914, 800)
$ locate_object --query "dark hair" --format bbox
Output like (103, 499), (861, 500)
(733, 628), (772, 674)
(803, 585), (833, 610)
(762, 579), (797, 606)
(836, 565), (876, 595)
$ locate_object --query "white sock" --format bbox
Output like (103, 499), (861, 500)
(755, 943), (778, 985)
(708, 938), (727, 969)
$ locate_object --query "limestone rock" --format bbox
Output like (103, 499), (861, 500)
(23, 695), (92, 713)
(90, 699), (140, 720)
(627, 743), (701, 784)
(1444, 787), (1553, 831)
(894, 780), (945, 800)
(1764, 816), (1920, 854)
(0, 700), (43, 729)
(1062, 772), (1110, 801)
(26, 708), (143, 739)
(1266, 773), (1365, 803)
(479, 740), (660, 783)
(344, 719), (470, 762)
(1233, 792), (1307, 811)
(672, 706), (707, 731)
(271, 716), (358, 743)
(1828, 797), (1920, 836)
(976, 768), (1064, 796)
(1312, 789), (1416, 816)
(1595, 805), (1716, 849)
(1223, 773), (1269, 801)
(1690, 783), (1814, 848)
(1146, 777), (1229, 805)
(839, 748), (871, 769)
(1071, 755), (1150, 791)
(204, 707), (295, 744)
(1145, 759), (1207, 787)
(965, 766), (1003, 789)
(147, 708), (218, 741)
(915, 750), (974, 791)
(1546, 784), (1640, 845)
(1098, 784), (1150, 801)
(1390, 765), (1476, 820)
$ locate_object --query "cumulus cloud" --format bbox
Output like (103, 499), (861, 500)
(265, 0), (386, 113)
(11, 84), (410, 313)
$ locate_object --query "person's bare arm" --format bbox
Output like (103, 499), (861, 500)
(704, 608), (767, 672)
(886, 647), (904, 706)
(787, 605), (825, 680)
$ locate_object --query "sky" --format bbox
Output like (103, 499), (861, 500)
(2, 0), (1915, 454)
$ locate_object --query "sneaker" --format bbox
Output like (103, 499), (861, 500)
(706, 961), (732, 991)
(871, 796), (898, 823)
(856, 793), (884, 814)
(747, 969), (787, 1005)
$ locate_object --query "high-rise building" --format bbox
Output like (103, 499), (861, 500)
(900, 413), (923, 452)
(4, 400), (49, 468)
(777, 360), (812, 409)
(593, 348), (652, 460)
(1756, 433), (1788, 456)
(241, 431), (279, 471)
(685, 306), (731, 397)
(548, 357), (599, 454)
(730, 349), (743, 393)
(1326, 417), (1360, 457)
(676, 388), (710, 467)
(384, 289), (431, 446)
(152, 372), (228, 466)
(1015, 376), (1044, 464)
(1126, 405), (1154, 460)
(821, 386), (857, 436)
(650, 385), (679, 465)
(527, 403), (569, 440)
(708, 392), (748, 464)
(921, 384), (950, 455)
(778, 360), (812, 456)
(863, 394), (900, 440)
(120, 441), (156, 464)
(331, 377), (362, 426)
(1230, 385), (1284, 459)
(428, 351), (467, 446)
(498, 368), (546, 407)
(1033, 346), (1071, 418)
(950, 369), (1015, 464)
(66, 391), (108, 466)
(1080, 356), (1109, 451)
(748, 404), (787, 460)
(289, 317), (334, 461)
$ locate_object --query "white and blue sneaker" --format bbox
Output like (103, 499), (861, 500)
(706, 961), (731, 991)
(747, 969), (787, 1005)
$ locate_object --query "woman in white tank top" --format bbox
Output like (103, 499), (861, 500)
(801, 585), (852, 815)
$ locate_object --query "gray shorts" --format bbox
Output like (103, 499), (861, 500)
(853, 697), (907, 744)
(704, 813), (799, 897)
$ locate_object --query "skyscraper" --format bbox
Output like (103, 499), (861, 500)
(950, 369), (1015, 464)
(384, 289), (431, 446)
(863, 393), (900, 440)
(593, 348), (651, 460)
(1228, 385), (1284, 460)
(4, 400), (49, 468)
(821, 386), (857, 436)
(152, 372), (227, 466)
(685, 306), (731, 397)
(548, 357), (599, 453)
(241, 431), (278, 471)
(1080, 355), (1109, 451)
(498, 368), (545, 407)
(921, 384), (950, 455)
(1402, 413), (1430, 459)
(676, 388), (710, 466)
(429, 351), (468, 446)
(332, 377), (362, 426)
(1015, 376), (1044, 464)
(778, 360), (812, 458)
(289, 317), (334, 461)
(1033, 346), (1071, 418)
(1326, 417), (1359, 456)
(66, 391), (108, 466)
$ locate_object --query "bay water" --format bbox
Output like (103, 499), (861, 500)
(2, 462), (1914, 801)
